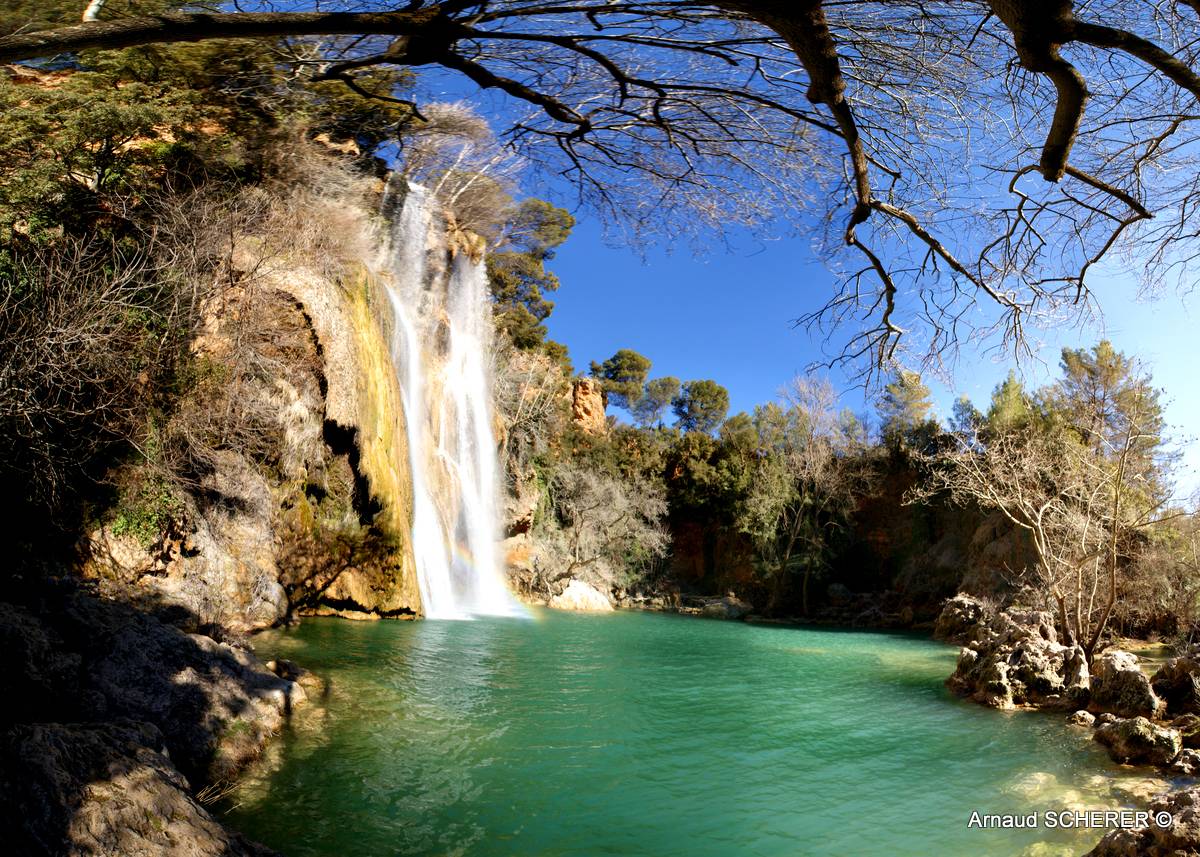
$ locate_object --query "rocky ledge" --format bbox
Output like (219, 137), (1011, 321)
(0, 579), (306, 856)
(936, 594), (1200, 855)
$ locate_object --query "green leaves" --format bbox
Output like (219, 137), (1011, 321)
(590, 349), (653, 412)
(672, 379), (730, 435)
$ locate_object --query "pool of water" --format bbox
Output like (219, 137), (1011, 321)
(223, 610), (1176, 856)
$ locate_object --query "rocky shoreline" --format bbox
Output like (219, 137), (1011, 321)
(934, 593), (1200, 855)
(16, 574), (1200, 857)
(0, 578), (312, 856)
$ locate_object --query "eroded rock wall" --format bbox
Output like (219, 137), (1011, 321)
(84, 247), (423, 626)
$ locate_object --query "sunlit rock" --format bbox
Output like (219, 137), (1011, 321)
(1094, 717), (1181, 766)
(548, 579), (614, 612)
(1091, 651), (1163, 719)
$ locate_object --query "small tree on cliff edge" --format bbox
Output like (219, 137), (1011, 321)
(590, 349), (651, 412)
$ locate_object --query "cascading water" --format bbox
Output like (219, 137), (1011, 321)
(381, 182), (522, 619)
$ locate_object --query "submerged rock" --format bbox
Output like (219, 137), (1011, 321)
(1086, 786), (1200, 856)
(548, 579), (614, 612)
(1091, 651), (1163, 719)
(1093, 717), (1181, 766)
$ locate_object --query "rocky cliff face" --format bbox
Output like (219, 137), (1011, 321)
(83, 212), (423, 628)
(570, 377), (607, 435)
(0, 580), (304, 856)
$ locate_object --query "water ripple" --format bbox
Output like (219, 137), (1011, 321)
(225, 611), (1168, 856)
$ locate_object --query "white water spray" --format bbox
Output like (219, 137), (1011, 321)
(381, 183), (522, 619)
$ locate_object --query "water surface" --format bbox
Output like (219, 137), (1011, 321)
(225, 610), (1172, 856)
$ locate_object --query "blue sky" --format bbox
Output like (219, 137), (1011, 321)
(413, 74), (1200, 503)
(541, 216), (1200, 503)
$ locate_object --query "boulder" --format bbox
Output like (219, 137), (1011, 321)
(1068, 710), (1097, 728)
(1091, 650), (1163, 719)
(0, 591), (304, 785)
(1094, 717), (1181, 766)
(1086, 785), (1200, 856)
(548, 579), (614, 612)
(1171, 749), (1200, 776)
(1152, 652), (1200, 716)
(1172, 714), (1200, 749)
(701, 595), (754, 621)
(947, 609), (1089, 710)
(932, 593), (990, 644)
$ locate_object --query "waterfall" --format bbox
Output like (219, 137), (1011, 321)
(381, 183), (522, 620)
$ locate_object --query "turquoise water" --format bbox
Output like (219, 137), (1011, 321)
(224, 610), (1170, 857)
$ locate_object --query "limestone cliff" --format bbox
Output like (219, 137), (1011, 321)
(83, 203), (423, 627)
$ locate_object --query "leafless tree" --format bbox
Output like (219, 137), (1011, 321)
(0, 235), (195, 506)
(536, 461), (669, 594)
(491, 333), (570, 485)
(8, 3), (1200, 376)
(909, 396), (1171, 662)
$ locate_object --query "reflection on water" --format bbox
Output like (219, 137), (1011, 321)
(224, 611), (1187, 857)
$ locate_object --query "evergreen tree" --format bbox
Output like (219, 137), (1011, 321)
(672, 379), (730, 434)
(487, 198), (574, 352)
(877, 370), (933, 441)
(985, 370), (1033, 434)
(631, 376), (680, 428)
(1053, 340), (1168, 489)
(949, 395), (983, 437)
(590, 349), (652, 411)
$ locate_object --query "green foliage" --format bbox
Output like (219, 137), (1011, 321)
(985, 371), (1032, 434)
(591, 349), (653, 411)
(877, 369), (933, 441)
(0, 70), (204, 238)
(110, 477), (181, 549)
(488, 198), (575, 358)
(672, 379), (730, 434)
(1055, 341), (1165, 454)
(949, 395), (983, 436)
(632, 376), (681, 428)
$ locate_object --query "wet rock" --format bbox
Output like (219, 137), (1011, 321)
(1093, 717), (1181, 766)
(548, 579), (613, 612)
(1091, 650), (1163, 719)
(1086, 786), (1200, 856)
(1172, 714), (1200, 749)
(1068, 710), (1097, 727)
(1152, 651), (1200, 717)
(1170, 749), (1200, 776)
(1096, 713), (1121, 727)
